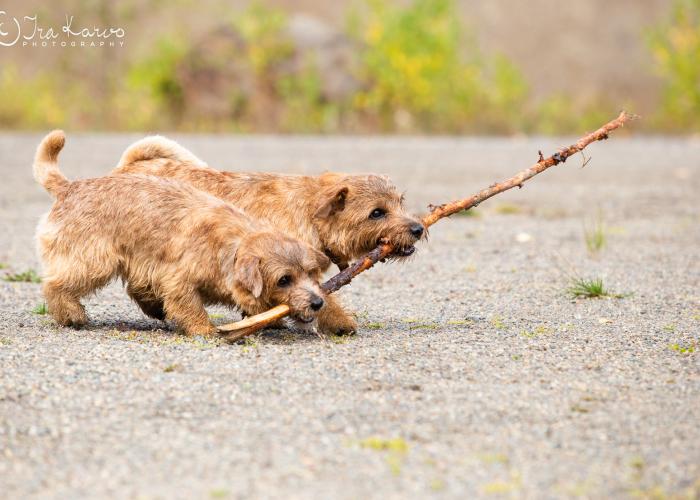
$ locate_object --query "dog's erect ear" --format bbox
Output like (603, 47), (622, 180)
(233, 255), (263, 298)
(314, 186), (348, 219)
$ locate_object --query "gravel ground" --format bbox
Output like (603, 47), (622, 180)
(1, 133), (699, 499)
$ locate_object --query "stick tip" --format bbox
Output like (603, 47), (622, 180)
(620, 110), (640, 122)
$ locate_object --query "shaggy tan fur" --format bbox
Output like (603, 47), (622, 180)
(113, 136), (426, 334)
(34, 131), (331, 336)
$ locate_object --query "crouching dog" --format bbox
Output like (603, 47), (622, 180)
(114, 136), (427, 334)
(33, 131), (330, 337)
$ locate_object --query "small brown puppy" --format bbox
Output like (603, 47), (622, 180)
(34, 131), (329, 336)
(114, 136), (426, 334)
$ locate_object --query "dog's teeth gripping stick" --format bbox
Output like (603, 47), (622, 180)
(218, 111), (635, 342)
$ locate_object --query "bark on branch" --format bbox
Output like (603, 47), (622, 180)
(218, 111), (635, 342)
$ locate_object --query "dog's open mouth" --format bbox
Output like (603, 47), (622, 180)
(375, 239), (416, 259)
(393, 245), (416, 257)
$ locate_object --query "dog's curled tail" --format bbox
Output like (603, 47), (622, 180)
(116, 136), (208, 170)
(33, 130), (69, 198)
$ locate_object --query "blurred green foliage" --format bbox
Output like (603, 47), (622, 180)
(535, 94), (614, 136)
(277, 63), (342, 132)
(0, 0), (696, 133)
(235, 2), (292, 75)
(350, 0), (528, 133)
(0, 65), (65, 129)
(236, 3), (341, 132)
(127, 37), (187, 125)
(647, 0), (700, 131)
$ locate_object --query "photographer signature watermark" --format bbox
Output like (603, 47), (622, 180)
(0, 12), (125, 48)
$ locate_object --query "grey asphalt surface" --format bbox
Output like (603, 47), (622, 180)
(1, 133), (699, 499)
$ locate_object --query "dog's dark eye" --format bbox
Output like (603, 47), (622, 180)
(369, 208), (386, 220)
(277, 275), (292, 287)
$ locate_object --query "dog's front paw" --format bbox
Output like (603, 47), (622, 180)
(318, 309), (357, 336)
(181, 322), (217, 336)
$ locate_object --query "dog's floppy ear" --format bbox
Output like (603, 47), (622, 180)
(307, 247), (331, 271)
(314, 186), (348, 219)
(233, 254), (263, 298)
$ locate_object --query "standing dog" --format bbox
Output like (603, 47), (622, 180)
(114, 136), (426, 334)
(34, 131), (329, 336)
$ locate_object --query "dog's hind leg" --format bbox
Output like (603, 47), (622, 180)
(126, 284), (166, 321)
(43, 279), (88, 327)
(39, 241), (117, 328)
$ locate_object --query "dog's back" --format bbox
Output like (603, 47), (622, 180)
(115, 151), (327, 253)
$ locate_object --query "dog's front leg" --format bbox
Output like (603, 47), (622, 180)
(317, 294), (357, 336)
(162, 288), (216, 336)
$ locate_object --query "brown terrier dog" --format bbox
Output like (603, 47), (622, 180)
(33, 131), (330, 336)
(114, 136), (426, 334)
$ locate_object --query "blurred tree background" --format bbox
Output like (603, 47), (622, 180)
(0, 0), (697, 133)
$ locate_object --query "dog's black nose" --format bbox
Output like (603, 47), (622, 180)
(409, 223), (424, 238)
(310, 295), (324, 311)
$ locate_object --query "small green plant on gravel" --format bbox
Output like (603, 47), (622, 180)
(241, 336), (259, 352)
(354, 310), (370, 321)
(328, 334), (350, 344)
(0, 337), (12, 345)
(409, 322), (440, 330)
(481, 472), (522, 495)
(490, 315), (507, 330)
(556, 481), (594, 497)
(570, 403), (591, 414)
(385, 453), (404, 476)
(663, 324), (677, 333)
(106, 329), (220, 349)
(365, 322), (385, 330)
(668, 341), (696, 354)
(628, 484), (677, 500)
(40, 319), (58, 329)
(163, 363), (183, 373)
(482, 481), (515, 495)
(209, 489), (230, 499)
(359, 436), (409, 476)
(629, 456), (646, 476)
(3, 269), (41, 283)
(31, 302), (48, 315)
(478, 452), (509, 465)
(430, 478), (446, 491)
(583, 214), (607, 254)
(567, 277), (610, 299)
(447, 319), (473, 326)
(520, 325), (550, 339)
(359, 437), (409, 452)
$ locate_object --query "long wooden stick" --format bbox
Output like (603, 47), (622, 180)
(218, 111), (634, 342)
